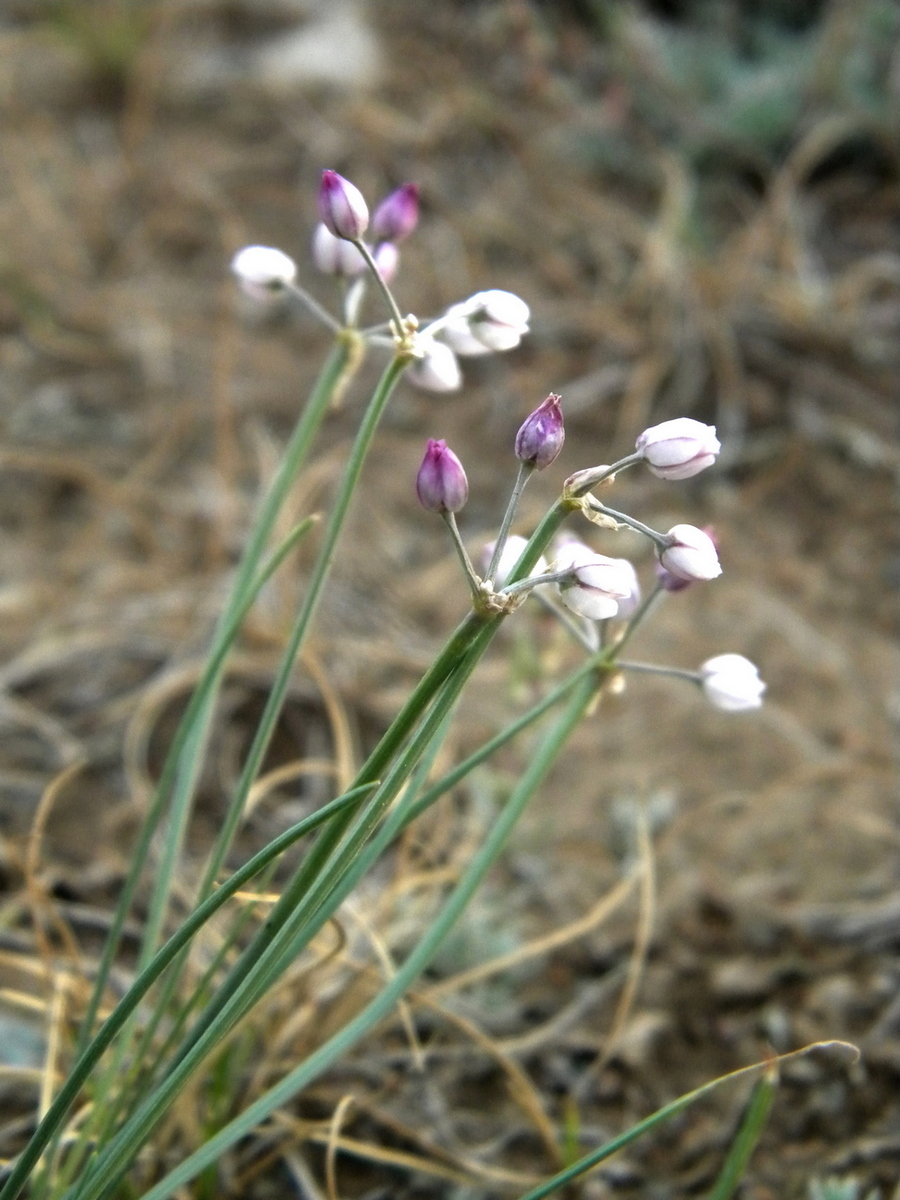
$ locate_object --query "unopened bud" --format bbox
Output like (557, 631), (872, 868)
(231, 245), (297, 300)
(636, 417), (720, 481)
(555, 540), (633, 621)
(416, 439), (468, 513)
(515, 393), (565, 470)
(311, 223), (366, 277)
(318, 169), (369, 241)
(655, 525), (717, 591)
(658, 524), (722, 582)
(371, 183), (419, 243)
(701, 654), (766, 712)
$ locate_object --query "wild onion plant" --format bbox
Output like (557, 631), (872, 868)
(1, 170), (853, 1200)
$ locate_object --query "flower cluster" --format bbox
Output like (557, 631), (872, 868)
(230, 172), (763, 716)
(415, 407), (764, 714)
(231, 169), (530, 393)
(313, 171), (419, 282)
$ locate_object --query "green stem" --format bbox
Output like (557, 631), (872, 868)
(352, 239), (406, 333)
(442, 511), (481, 596)
(486, 461), (533, 584)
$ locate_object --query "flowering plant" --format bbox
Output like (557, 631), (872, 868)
(6, 167), (840, 1200)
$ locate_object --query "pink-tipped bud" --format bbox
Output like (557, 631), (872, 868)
(658, 524), (722, 582)
(407, 338), (461, 393)
(373, 241), (400, 283)
(700, 654), (766, 712)
(318, 169), (369, 241)
(515, 393), (565, 470)
(311, 223), (366, 277)
(371, 183), (419, 243)
(636, 417), (721, 480)
(231, 245), (297, 300)
(416, 439), (468, 513)
(554, 540), (634, 621)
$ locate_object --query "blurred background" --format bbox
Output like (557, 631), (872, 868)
(0, 1), (898, 1196)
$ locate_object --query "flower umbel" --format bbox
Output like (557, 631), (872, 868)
(416, 439), (469, 513)
(636, 418), (721, 481)
(701, 654), (766, 711)
(515, 393), (565, 470)
(319, 169), (369, 241)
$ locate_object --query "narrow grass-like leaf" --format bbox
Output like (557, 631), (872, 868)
(514, 1044), (856, 1200)
(105, 670), (606, 1200)
(0, 784), (376, 1200)
(706, 1066), (777, 1200)
(77, 336), (357, 1055)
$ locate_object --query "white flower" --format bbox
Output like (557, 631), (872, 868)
(658, 524), (722, 582)
(554, 540), (634, 621)
(441, 289), (530, 356)
(701, 654), (766, 712)
(406, 336), (461, 393)
(611, 558), (641, 618)
(636, 418), (721, 480)
(231, 245), (297, 300)
(481, 535), (547, 588)
(310, 223), (366, 277)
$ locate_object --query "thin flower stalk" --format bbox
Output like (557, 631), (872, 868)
(485, 461), (533, 584)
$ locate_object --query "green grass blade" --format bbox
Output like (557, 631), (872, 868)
(706, 1067), (777, 1200)
(110, 670), (605, 1200)
(77, 338), (356, 1053)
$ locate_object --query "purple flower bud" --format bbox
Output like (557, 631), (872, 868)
(515, 393), (565, 470)
(371, 183), (419, 243)
(416, 439), (468, 513)
(311, 223), (366, 277)
(373, 241), (399, 283)
(658, 524), (722, 582)
(701, 654), (766, 712)
(654, 561), (693, 593)
(636, 418), (721, 480)
(318, 169), (369, 241)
